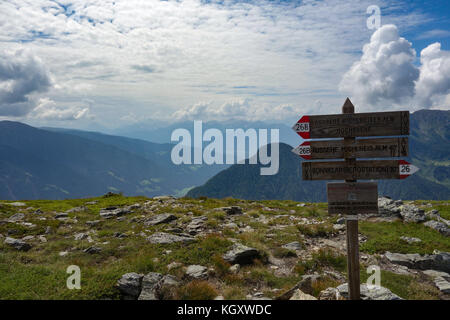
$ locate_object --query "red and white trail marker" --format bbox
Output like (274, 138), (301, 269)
(292, 116), (310, 139)
(399, 160), (419, 179)
(291, 142), (311, 160)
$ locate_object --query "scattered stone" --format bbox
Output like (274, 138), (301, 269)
(385, 251), (450, 273)
(8, 213), (25, 222)
(138, 273), (179, 300)
(45, 226), (52, 234)
(185, 265), (208, 280)
(434, 277), (450, 294)
(153, 195), (174, 201)
(223, 243), (260, 265)
(318, 287), (340, 300)
(399, 204), (426, 223)
(34, 209), (43, 214)
(337, 283), (402, 300)
(336, 217), (345, 224)
(86, 220), (101, 227)
(223, 222), (238, 229)
(59, 251), (69, 257)
(297, 203), (306, 207)
(214, 296), (225, 300)
(424, 220), (450, 237)
(74, 233), (89, 241)
(85, 201), (98, 205)
(22, 235), (34, 241)
(66, 206), (86, 213)
(427, 209), (440, 220)
(217, 206), (243, 215)
(289, 289), (317, 300)
(165, 227), (183, 234)
(83, 246), (102, 254)
(55, 212), (68, 219)
(113, 232), (128, 238)
(144, 213), (177, 226)
(399, 236), (422, 244)
(99, 206), (131, 219)
(4, 237), (31, 251)
(333, 224), (346, 231)
(116, 273), (144, 299)
(229, 264), (240, 274)
(39, 235), (47, 243)
(8, 202), (26, 207)
(167, 262), (182, 270)
(186, 216), (207, 235)
(282, 241), (302, 251)
(146, 232), (195, 244)
(378, 197), (402, 216)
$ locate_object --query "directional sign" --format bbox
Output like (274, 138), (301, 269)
(292, 137), (408, 160)
(292, 111), (409, 139)
(302, 159), (419, 181)
(327, 182), (378, 214)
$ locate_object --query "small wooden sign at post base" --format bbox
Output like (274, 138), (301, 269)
(327, 182), (378, 214)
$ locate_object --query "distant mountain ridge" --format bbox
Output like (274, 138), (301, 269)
(0, 121), (226, 200)
(187, 109), (450, 201)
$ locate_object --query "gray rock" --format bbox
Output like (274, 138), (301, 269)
(318, 287), (340, 300)
(186, 216), (207, 235)
(8, 213), (25, 222)
(153, 195), (174, 201)
(4, 237), (31, 251)
(336, 217), (346, 224)
(217, 206), (243, 215)
(83, 246), (102, 254)
(434, 277), (450, 294)
(114, 232), (127, 238)
(377, 197), (402, 216)
(185, 265), (208, 279)
(399, 204), (426, 223)
(289, 289), (317, 300)
(424, 220), (450, 237)
(146, 232), (195, 244)
(66, 206), (86, 213)
(229, 264), (240, 274)
(138, 272), (163, 300)
(337, 283), (402, 300)
(74, 233), (89, 241)
(86, 220), (101, 227)
(385, 251), (450, 273)
(99, 206), (131, 219)
(399, 236), (422, 244)
(8, 202), (26, 207)
(333, 224), (346, 231)
(116, 273), (144, 299)
(144, 213), (177, 226)
(55, 212), (68, 219)
(138, 273), (179, 300)
(223, 243), (260, 265)
(22, 235), (35, 241)
(282, 241), (302, 251)
(276, 275), (322, 300)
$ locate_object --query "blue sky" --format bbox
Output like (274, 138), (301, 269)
(0, 0), (449, 131)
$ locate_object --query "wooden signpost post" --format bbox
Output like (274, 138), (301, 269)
(292, 98), (418, 300)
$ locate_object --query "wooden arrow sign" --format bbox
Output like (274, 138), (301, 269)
(292, 111), (409, 139)
(302, 159), (419, 180)
(292, 137), (408, 160)
(327, 182), (378, 214)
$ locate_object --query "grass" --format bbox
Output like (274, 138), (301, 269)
(0, 196), (448, 300)
(360, 220), (450, 254)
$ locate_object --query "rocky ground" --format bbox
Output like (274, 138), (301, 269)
(0, 193), (449, 300)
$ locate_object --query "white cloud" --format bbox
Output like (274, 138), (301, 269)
(30, 98), (93, 121)
(415, 43), (450, 108)
(340, 25), (450, 110)
(0, 49), (52, 116)
(339, 24), (419, 107)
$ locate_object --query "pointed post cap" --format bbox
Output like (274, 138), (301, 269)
(342, 97), (355, 114)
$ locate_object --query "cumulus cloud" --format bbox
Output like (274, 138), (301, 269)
(173, 98), (302, 122)
(339, 24), (419, 107)
(30, 98), (93, 121)
(415, 43), (450, 107)
(0, 49), (52, 116)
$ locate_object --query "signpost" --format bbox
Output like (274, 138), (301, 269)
(292, 98), (418, 300)
(292, 137), (408, 160)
